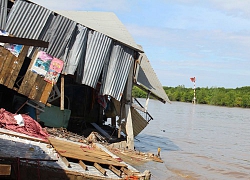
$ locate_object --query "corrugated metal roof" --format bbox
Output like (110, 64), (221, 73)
(101, 42), (134, 101)
(0, 0), (7, 29)
(5, 0), (52, 39)
(55, 11), (143, 53)
(136, 52), (170, 103)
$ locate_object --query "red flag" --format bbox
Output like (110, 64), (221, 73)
(190, 77), (195, 82)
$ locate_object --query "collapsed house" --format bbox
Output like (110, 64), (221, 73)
(0, 0), (169, 179)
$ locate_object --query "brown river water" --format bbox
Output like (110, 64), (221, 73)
(133, 99), (250, 180)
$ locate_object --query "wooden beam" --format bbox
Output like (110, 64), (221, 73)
(0, 35), (49, 48)
(79, 160), (88, 170)
(94, 162), (106, 176)
(0, 164), (11, 175)
(120, 166), (133, 176)
(109, 165), (121, 177)
(58, 154), (70, 168)
(60, 74), (64, 110)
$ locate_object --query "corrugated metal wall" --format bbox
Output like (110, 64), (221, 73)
(62, 24), (88, 75)
(0, 0), (7, 29)
(101, 42), (134, 101)
(41, 14), (76, 59)
(81, 31), (112, 88)
(2, 0), (136, 102)
(5, 0), (52, 39)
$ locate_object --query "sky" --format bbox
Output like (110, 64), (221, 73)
(31, 0), (250, 88)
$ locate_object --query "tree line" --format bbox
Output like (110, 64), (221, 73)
(132, 85), (250, 108)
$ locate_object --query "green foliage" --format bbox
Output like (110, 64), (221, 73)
(132, 86), (147, 98)
(134, 85), (250, 108)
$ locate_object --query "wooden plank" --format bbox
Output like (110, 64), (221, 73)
(39, 82), (53, 104)
(0, 36), (49, 48)
(0, 47), (9, 74)
(48, 138), (126, 167)
(79, 160), (88, 170)
(28, 75), (46, 101)
(3, 52), (17, 86)
(120, 166), (133, 176)
(0, 164), (11, 175)
(18, 70), (37, 96)
(94, 162), (106, 176)
(33, 77), (47, 102)
(0, 49), (15, 84)
(58, 154), (70, 168)
(7, 46), (29, 88)
(109, 165), (122, 177)
(18, 50), (38, 96)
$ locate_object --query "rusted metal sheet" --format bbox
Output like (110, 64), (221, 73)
(0, 46), (28, 89)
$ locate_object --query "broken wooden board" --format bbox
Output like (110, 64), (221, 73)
(18, 50), (53, 104)
(0, 46), (28, 89)
(48, 137), (126, 167)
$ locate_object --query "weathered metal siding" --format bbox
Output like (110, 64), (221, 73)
(3, 0), (137, 103)
(41, 14), (76, 59)
(136, 53), (170, 103)
(62, 24), (88, 75)
(0, 0), (7, 29)
(5, 0), (52, 39)
(101, 42), (134, 101)
(81, 31), (112, 88)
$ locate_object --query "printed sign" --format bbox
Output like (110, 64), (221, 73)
(31, 51), (53, 76)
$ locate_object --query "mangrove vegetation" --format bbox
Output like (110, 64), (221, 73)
(132, 85), (250, 108)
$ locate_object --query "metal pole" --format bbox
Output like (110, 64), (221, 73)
(193, 80), (196, 104)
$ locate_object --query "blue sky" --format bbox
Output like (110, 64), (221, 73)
(32, 0), (250, 88)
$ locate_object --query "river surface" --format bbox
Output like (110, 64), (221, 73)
(133, 99), (250, 180)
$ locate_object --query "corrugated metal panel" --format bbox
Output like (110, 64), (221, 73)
(40, 14), (77, 59)
(81, 31), (112, 88)
(136, 52), (170, 103)
(55, 11), (143, 53)
(62, 24), (88, 75)
(5, 0), (52, 39)
(121, 107), (148, 137)
(0, 0), (7, 29)
(101, 42), (134, 101)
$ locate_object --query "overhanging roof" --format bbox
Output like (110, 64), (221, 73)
(55, 11), (143, 53)
(136, 52), (170, 104)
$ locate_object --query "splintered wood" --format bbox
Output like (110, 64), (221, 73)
(48, 137), (127, 168)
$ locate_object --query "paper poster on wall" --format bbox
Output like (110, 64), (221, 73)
(31, 51), (53, 76)
(4, 43), (23, 57)
(44, 58), (64, 84)
(0, 29), (22, 57)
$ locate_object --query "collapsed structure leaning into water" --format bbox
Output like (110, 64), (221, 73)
(0, 0), (170, 179)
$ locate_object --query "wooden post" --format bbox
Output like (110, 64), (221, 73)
(60, 74), (64, 110)
(124, 62), (134, 150)
(144, 91), (151, 112)
(117, 102), (123, 139)
(125, 104), (134, 150)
